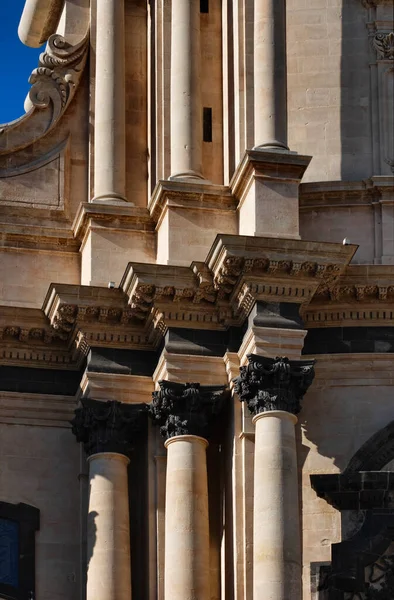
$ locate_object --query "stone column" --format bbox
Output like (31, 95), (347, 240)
(169, 0), (204, 180)
(93, 0), (127, 203)
(148, 381), (228, 600)
(235, 354), (315, 600)
(254, 0), (289, 150)
(71, 398), (146, 600)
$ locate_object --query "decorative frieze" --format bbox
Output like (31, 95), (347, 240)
(234, 354), (315, 416)
(148, 381), (228, 440)
(71, 398), (146, 457)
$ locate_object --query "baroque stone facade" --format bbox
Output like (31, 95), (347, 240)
(0, 0), (393, 599)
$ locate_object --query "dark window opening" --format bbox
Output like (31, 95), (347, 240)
(0, 502), (39, 600)
(200, 0), (209, 13)
(203, 107), (212, 142)
(0, 519), (19, 587)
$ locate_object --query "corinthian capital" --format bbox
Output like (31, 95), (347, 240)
(234, 354), (315, 416)
(372, 32), (394, 60)
(71, 398), (146, 457)
(148, 381), (228, 440)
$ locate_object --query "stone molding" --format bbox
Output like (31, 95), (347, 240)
(304, 264), (394, 327)
(0, 391), (76, 427)
(79, 370), (155, 405)
(229, 149), (312, 210)
(345, 420), (394, 473)
(0, 234), (357, 368)
(0, 31), (89, 155)
(234, 354), (315, 416)
(71, 398), (147, 457)
(148, 179), (236, 227)
(72, 202), (155, 244)
(148, 380), (228, 440)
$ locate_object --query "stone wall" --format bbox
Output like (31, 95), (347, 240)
(287, 0), (372, 182)
(0, 422), (81, 599)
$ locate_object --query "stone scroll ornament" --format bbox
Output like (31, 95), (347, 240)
(234, 354), (315, 416)
(373, 32), (394, 61)
(71, 398), (147, 457)
(148, 381), (228, 440)
(0, 32), (89, 154)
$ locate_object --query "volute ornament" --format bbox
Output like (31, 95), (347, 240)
(0, 32), (89, 154)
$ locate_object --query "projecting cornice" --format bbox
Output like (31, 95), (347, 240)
(303, 265), (394, 327)
(0, 234), (358, 369)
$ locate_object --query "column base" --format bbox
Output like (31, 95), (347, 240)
(252, 410), (298, 426)
(168, 170), (209, 183)
(253, 142), (290, 152)
(91, 193), (131, 205)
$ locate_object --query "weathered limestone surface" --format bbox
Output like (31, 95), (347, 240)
(287, 0), (373, 182)
(253, 411), (301, 599)
(0, 423), (80, 598)
(1, 1), (394, 600)
(87, 453), (132, 600)
(164, 436), (210, 600)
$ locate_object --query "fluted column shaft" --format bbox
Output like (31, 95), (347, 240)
(254, 0), (288, 150)
(93, 0), (126, 202)
(170, 0), (203, 179)
(253, 411), (300, 599)
(164, 435), (210, 600)
(87, 452), (132, 600)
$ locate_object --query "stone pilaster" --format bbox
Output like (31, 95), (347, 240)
(148, 381), (227, 600)
(72, 399), (146, 600)
(234, 355), (315, 600)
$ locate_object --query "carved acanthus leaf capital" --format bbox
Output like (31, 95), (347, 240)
(71, 398), (146, 457)
(148, 381), (228, 440)
(234, 354), (315, 416)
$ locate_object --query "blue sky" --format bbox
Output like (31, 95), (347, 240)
(0, 2), (43, 124)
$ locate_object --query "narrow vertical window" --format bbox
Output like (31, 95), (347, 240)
(0, 519), (19, 587)
(0, 502), (39, 600)
(200, 0), (209, 13)
(203, 108), (212, 142)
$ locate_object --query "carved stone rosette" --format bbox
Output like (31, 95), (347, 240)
(234, 354), (316, 416)
(148, 381), (228, 440)
(71, 398), (146, 457)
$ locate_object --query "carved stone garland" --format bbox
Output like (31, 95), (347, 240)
(71, 398), (146, 457)
(148, 381), (228, 440)
(234, 354), (316, 416)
